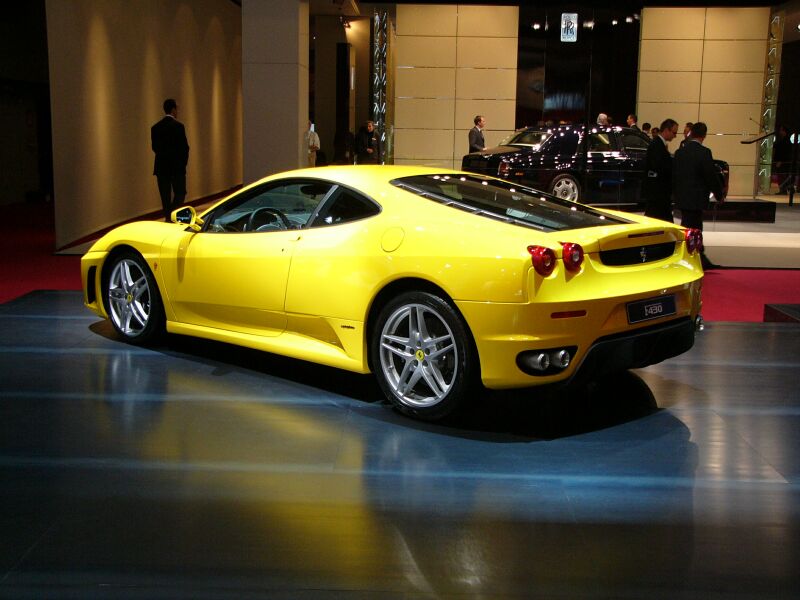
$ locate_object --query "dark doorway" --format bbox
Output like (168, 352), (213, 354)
(516, 4), (641, 128)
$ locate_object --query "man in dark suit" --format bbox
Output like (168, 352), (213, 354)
(673, 121), (724, 269)
(468, 115), (486, 152)
(151, 98), (189, 220)
(644, 118), (679, 222)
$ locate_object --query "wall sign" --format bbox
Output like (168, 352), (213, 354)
(561, 13), (578, 42)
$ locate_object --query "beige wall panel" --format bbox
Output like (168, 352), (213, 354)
(455, 99), (516, 132)
(395, 98), (455, 130)
(703, 40), (767, 73)
(457, 5), (518, 38)
(457, 37), (517, 69)
(396, 67), (456, 98)
(396, 36), (457, 67)
(639, 40), (703, 72)
(700, 72), (763, 104)
(704, 8), (770, 40)
(638, 71), (701, 104)
(702, 135), (758, 166)
(454, 129), (514, 158)
(456, 68), (516, 100)
(726, 165), (756, 196)
(394, 129), (455, 160)
(636, 103), (700, 132)
(641, 8), (706, 40)
(396, 4), (457, 37)
(698, 103), (761, 135)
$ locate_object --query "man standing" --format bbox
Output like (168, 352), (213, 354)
(627, 114), (640, 130)
(644, 118), (678, 222)
(151, 99), (189, 220)
(673, 122), (724, 269)
(356, 120), (382, 164)
(305, 121), (321, 167)
(468, 115), (486, 152)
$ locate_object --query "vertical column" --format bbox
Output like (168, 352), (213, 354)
(242, 0), (309, 183)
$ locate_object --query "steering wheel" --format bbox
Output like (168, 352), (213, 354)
(246, 207), (292, 231)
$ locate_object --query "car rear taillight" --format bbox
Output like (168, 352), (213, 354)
(561, 242), (584, 272)
(498, 161), (510, 177)
(684, 228), (702, 254)
(528, 245), (556, 276)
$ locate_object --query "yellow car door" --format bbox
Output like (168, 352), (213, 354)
(159, 229), (298, 336)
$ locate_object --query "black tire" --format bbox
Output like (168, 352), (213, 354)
(370, 291), (477, 421)
(104, 251), (165, 345)
(549, 174), (581, 202)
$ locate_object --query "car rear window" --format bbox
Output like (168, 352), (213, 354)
(391, 174), (630, 232)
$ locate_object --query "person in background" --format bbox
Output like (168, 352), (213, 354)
(304, 121), (320, 167)
(627, 114), (640, 130)
(650, 126), (660, 140)
(596, 113), (609, 126)
(356, 120), (382, 164)
(673, 121), (725, 269)
(468, 115), (486, 152)
(642, 122), (651, 135)
(151, 98), (189, 221)
(644, 118), (679, 222)
(679, 122), (693, 148)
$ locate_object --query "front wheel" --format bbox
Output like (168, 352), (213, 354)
(370, 291), (477, 421)
(550, 174), (581, 202)
(105, 252), (165, 344)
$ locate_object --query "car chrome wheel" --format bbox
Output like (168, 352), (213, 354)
(379, 302), (458, 409)
(551, 175), (580, 202)
(105, 253), (164, 344)
(108, 259), (152, 337)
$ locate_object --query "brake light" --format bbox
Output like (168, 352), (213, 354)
(684, 228), (702, 255)
(498, 161), (510, 177)
(528, 245), (556, 276)
(561, 242), (584, 271)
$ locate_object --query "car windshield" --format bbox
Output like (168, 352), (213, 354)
(391, 174), (630, 232)
(500, 130), (550, 149)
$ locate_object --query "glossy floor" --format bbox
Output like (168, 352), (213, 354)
(1, 292), (799, 599)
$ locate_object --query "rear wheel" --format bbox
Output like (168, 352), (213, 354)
(105, 252), (165, 344)
(371, 291), (477, 421)
(550, 174), (581, 202)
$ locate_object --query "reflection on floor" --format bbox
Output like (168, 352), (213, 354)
(1, 291), (799, 599)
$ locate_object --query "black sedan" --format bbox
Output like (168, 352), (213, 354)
(462, 124), (729, 208)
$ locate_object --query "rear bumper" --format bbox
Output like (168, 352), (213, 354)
(567, 316), (695, 386)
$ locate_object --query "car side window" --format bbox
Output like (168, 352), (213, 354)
(588, 133), (614, 152)
(546, 131), (580, 156)
(204, 181), (333, 232)
(310, 188), (380, 227)
(621, 131), (650, 151)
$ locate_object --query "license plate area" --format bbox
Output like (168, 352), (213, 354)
(626, 295), (676, 324)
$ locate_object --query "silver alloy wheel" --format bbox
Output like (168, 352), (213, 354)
(107, 258), (152, 337)
(551, 176), (579, 201)
(379, 303), (458, 408)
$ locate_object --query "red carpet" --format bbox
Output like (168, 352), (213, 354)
(701, 268), (800, 322)
(0, 202), (81, 305)
(2, 202), (799, 322)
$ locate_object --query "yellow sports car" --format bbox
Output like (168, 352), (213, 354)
(81, 165), (704, 420)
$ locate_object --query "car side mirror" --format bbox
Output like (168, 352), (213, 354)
(171, 206), (204, 232)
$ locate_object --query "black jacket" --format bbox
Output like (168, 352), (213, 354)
(468, 127), (485, 153)
(151, 116), (189, 176)
(643, 136), (673, 220)
(673, 140), (723, 211)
